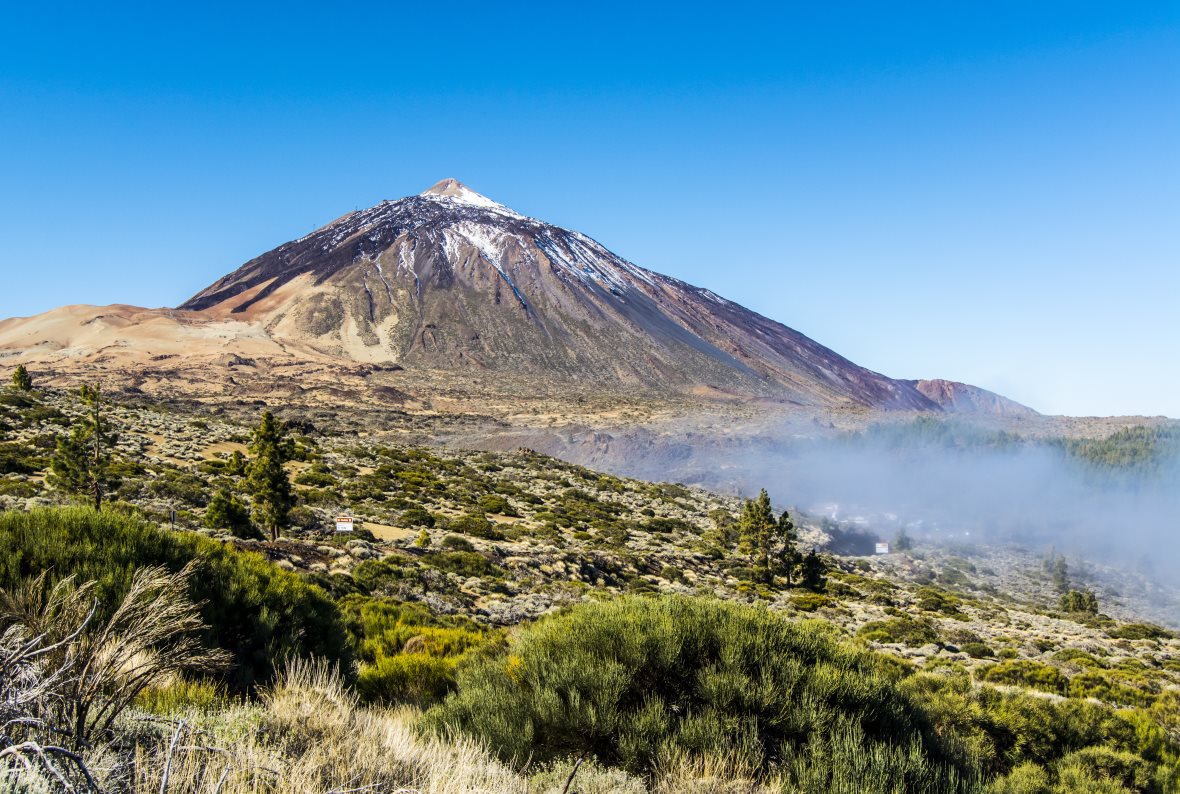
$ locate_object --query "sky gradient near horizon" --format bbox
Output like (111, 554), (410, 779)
(1, 2), (1177, 417)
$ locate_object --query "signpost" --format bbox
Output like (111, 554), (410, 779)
(335, 516), (354, 533)
(874, 542), (890, 555)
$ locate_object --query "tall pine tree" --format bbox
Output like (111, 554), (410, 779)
(776, 510), (798, 586)
(10, 364), (32, 391)
(49, 384), (117, 510)
(738, 489), (776, 576)
(247, 410), (294, 541)
(738, 491), (801, 584)
(800, 549), (827, 592)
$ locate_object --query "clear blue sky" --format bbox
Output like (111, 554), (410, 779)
(1, 2), (1176, 417)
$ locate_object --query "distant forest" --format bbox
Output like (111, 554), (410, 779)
(841, 418), (1180, 485)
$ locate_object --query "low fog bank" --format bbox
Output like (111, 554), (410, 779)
(468, 415), (1178, 604)
(739, 439), (1176, 569)
(563, 417), (1179, 588)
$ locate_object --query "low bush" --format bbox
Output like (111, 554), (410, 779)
(1108, 623), (1174, 641)
(915, 586), (969, 619)
(294, 466), (337, 488)
(1068, 672), (1155, 708)
(477, 494), (517, 516)
(446, 511), (504, 539)
(0, 507), (351, 690)
(1054, 648), (1108, 668)
(341, 595), (494, 707)
(0, 442), (44, 474)
(961, 642), (995, 659)
(441, 534), (476, 551)
(858, 615), (941, 647)
(145, 468), (210, 507)
(420, 551), (501, 579)
(425, 595), (972, 790)
(792, 592), (834, 612)
(978, 660), (1069, 696)
(356, 653), (456, 707)
(900, 671), (1179, 788)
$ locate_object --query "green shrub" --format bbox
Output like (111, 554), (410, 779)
(641, 516), (692, 534)
(287, 504), (319, 529)
(420, 550), (501, 579)
(136, 677), (229, 714)
(424, 595), (971, 789)
(477, 493), (517, 516)
(1054, 648), (1107, 669)
(1107, 623), (1173, 641)
(658, 565), (689, 585)
(145, 468), (211, 507)
(440, 534), (475, 551)
(1068, 672), (1154, 708)
(340, 594), (494, 706)
(356, 653), (456, 707)
(962, 642), (995, 659)
(0, 442), (44, 474)
(0, 477), (41, 498)
(0, 507), (351, 690)
(858, 616), (940, 647)
(915, 587), (969, 619)
(294, 467), (337, 488)
(1057, 747), (1154, 792)
(446, 510), (503, 539)
(792, 592), (834, 612)
(900, 672), (1176, 786)
(985, 762), (1050, 793)
(979, 660), (1068, 696)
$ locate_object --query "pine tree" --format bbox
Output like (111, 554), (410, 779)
(776, 510), (798, 586)
(894, 528), (914, 552)
(737, 491), (799, 584)
(205, 487), (257, 539)
(225, 449), (248, 476)
(48, 384), (117, 510)
(1082, 590), (1099, 614)
(738, 489), (776, 579)
(800, 549), (827, 592)
(10, 364), (32, 391)
(246, 410), (294, 541)
(705, 507), (738, 551)
(1058, 588), (1100, 615)
(1051, 556), (1070, 594)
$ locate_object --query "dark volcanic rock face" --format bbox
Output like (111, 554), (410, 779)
(181, 179), (940, 408)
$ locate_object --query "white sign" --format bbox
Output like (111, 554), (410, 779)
(335, 516), (354, 533)
(874, 542), (890, 555)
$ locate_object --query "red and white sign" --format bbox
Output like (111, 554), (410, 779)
(335, 516), (354, 533)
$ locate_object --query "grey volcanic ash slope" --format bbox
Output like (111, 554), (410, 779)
(182, 179), (956, 410)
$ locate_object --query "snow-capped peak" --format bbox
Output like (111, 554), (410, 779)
(419, 178), (521, 217)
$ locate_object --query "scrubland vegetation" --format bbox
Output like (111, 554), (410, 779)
(2, 382), (1180, 791)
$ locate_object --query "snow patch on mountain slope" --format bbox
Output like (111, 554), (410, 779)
(446, 223), (529, 307)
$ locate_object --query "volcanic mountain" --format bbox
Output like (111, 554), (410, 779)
(0, 179), (1030, 415)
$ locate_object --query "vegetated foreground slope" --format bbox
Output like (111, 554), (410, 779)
(4, 509), (1179, 793)
(2, 385), (1179, 791)
(0, 179), (1031, 418)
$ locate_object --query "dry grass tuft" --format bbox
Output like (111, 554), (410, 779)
(107, 657), (527, 793)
